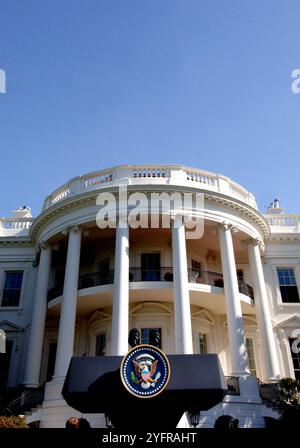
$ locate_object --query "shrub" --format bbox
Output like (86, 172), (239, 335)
(0, 415), (29, 428)
(279, 377), (300, 407)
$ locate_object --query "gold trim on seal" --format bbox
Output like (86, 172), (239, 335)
(120, 344), (171, 399)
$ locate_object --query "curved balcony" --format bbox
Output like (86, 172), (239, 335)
(42, 164), (258, 211)
(47, 267), (254, 302)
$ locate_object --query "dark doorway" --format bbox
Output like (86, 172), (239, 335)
(0, 340), (13, 393)
(141, 253), (161, 281)
(98, 258), (110, 284)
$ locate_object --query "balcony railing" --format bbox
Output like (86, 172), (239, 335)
(42, 164), (258, 210)
(47, 267), (254, 302)
(5, 387), (45, 415)
(78, 270), (115, 289)
(129, 267), (174, 282)
(188, 269), (254, 300)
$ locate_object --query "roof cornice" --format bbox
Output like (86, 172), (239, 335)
(28, 184), (269, 241)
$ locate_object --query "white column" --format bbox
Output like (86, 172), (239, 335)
(172, 216), (193, 354)
(24, 243), (52, 387)
(52, 227), (82, 381)
(111, 221), (129, 355)
(248, 240), (280, 381)
(219, 223), (249, 376)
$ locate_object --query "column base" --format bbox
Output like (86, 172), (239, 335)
(23, 382), (40, 389)
(43, 377), (65, 402)
(238, 375), (261, 401)
(263, 376), (281, 383)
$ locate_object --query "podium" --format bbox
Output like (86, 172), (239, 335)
(62, 354), (227, 429)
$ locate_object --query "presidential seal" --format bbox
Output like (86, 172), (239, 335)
(120, 344), (171, 398)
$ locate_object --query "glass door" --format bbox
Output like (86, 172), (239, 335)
(141, 253), (161, 281)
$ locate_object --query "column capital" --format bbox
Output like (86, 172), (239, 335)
(243, 238), (265, 254)
(61, 225), (90, 236)
(217, 222), (239, 233)
(36, 241), (59, 253)
(170, 210), (183, 221)
(37, 241), (51, 251)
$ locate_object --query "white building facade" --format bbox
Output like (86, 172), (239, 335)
(0, 164), (299, 428)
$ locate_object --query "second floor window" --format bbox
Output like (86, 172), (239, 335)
(141, 253), (161, 281)
(1, 271), (23, 307)
(277, 268), (300, 303)
(236, 269), (244, 282)
(191, 260), (202, 272)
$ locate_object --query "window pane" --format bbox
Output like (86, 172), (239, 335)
(199, 333), (207, 354)
(236, 270), (244, 281)
(141, 328), (162, 348)
(1, 272), (23, 307)
(95, 333), (106, 356)
(246, 338), (256, 376)
(280, 286), (300, 303)
(277, 268), (296, 286)
(192, 260), (201, 272)
(277, 269), (300, 303)
(289, 339), (300, 379)
(141, 254), (161, 281)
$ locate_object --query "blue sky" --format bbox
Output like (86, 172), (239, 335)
(0, 0), (300, 217)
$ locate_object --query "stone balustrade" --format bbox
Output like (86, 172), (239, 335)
(0, 217), (34, 236)
(42, 164), (258, 211)
(264, 214), (300, 232)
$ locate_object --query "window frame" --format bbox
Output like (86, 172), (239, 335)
(245, 337), (257, 377)
(275, 266), (300, 305)
(95, 331), (107, 357)
(88, 320), (111, 357)
(0, 269), (26, 309)
(140, 327), (162, 348)
(288, 338), (300, 380)
(198, 333), (208, 354)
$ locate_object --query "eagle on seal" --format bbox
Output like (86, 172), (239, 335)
(131, 354), (160, 389)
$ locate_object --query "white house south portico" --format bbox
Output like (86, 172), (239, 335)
(0, 164), (299, 428)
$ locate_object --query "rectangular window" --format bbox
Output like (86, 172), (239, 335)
(98, 258), (110, 284)
(246, 338), (256, 376)
(190, 260), (202, 283)
(199, 333), (207, 354)
(237, 269), (244, 282)
(1, 271), (23, 307)
(289, 338), (300, 380)
(141, 328), (162, 348)
(95, 333), (106, 356)
(141, 253), (161, 281)
(192, 260), (201, 272)
(0, 340), (13, 392)
(277, 268), (300, 303)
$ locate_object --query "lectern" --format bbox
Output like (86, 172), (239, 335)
(62, 354), (227, 429)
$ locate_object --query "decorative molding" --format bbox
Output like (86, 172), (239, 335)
(274, 314), (300, 328)
(0, 238), (33, 247)
(241, 238), (265, 255)
(191, 308), (215, 324)
(88, 310), (112, 325)
(0, 320), (25, 332)
(265, 234), (300, 243)
(130, 302), (172, 316)
(4, 185), (267, 242)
